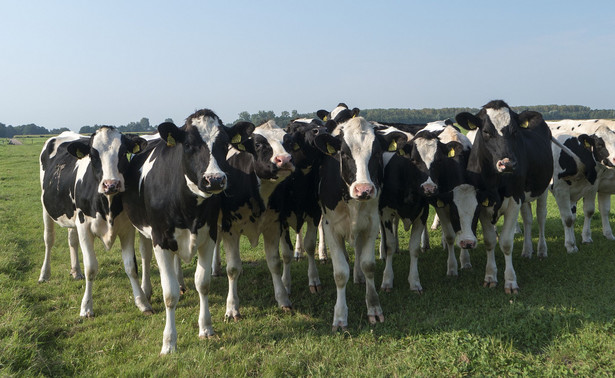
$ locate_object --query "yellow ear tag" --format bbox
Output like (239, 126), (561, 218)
(326, 143), (336, 155)
(352, 114), (356, 118)
(520, 120), (529, 128)
(436, 200), (445, 208)
(323, 115), (328, 122)
(76, 149), (85, 159)
(468, 121), (477, 130)
(482, 198), (490, 207)
(388, 140), (397, 152)
(237, 143), (246, 151)
(398, 148), (405, 156)
(132, 145), (140, 154)
(232, 133), (242, 144)
(584, 140), (591, 149)
(166, 134), (176, 147)
(293, 143), (300, 151)
(448, 148), (455, 158)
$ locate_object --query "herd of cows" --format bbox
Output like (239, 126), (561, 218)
(37, 100), (615, 354)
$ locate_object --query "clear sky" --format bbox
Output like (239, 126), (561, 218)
(1, 1), (614, 131)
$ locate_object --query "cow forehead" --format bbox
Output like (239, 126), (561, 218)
(414, 138), (438, 167)
(376, 125), (412, 141)
(254, 120), (286, 142)
(91, 127), (123, 152)
(190, 115), (222, 144)
(485, 107), (511, 135)
(330, 105), (348, 121)
(438, 126), (472, 149)
(596, 126), (615, 153)
(341, 118), (375, 149)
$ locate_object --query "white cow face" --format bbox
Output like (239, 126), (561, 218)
(578, 126), (615, 168)
(246, 120), (295, 181)
(66, 126), (147, 195)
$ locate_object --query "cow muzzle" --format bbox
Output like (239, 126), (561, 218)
(496, 158), (516, 173)
(421, 182), (438, 196)
(203, 173), (227, 194)
(102, 179), (122, 195)
(352, 183), (376, 201)
(275, 154), (294, 172)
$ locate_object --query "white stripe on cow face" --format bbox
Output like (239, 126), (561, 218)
(90, 127), (125, 194)
(486, 107), (511, 136)
(414, 137), (438, 191)
(342, 118), (377, 199)
(190, 115), (225, 179)
(330, 105), (348, 122)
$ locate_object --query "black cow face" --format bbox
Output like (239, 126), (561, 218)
(578, 128), (615, 168)
(158, 109), (255, 197)
(285, 118), (333, 170)
(66, 126), (147, 195)
(456, 100), (524, 174)
(243, 120), (295, 181)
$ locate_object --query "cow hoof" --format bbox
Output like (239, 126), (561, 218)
(412, 289), (423, 295)
(447, 270), (458, 277)
(199, 332), (217, 340)
(332, 323), (348, 333)
(381, 286), (392, 293)
(71, 271), (84, 280)
(504, 287), (519, 295)
(483, 281), (497, 288)
(319, 259), (328, 265)
(282, 306), (294, 314)
(225, 313), (242, 322)
(142, 308), (154, 316)
(368, 314), (385, 324)
(461, 263), (472, 270)
(179, 286), (187, 295)
(309, 285), (322, 293)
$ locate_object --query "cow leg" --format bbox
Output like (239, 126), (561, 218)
(280, 228), (294, 295)
(317, 218), (328, 262)
(211, 236), (223, 277)
(294, 228), (304, 260)
(67, 228), (84, 279)
(38, 211), (56, 283)
(598, 192), (615, 240)
(263, 229), (293, 310)
(435, 207), (458, 277)
(222, 231), (242, 320)
(303, 220), (322, 293)
(153, 246), (180, 355)
(118, 227), (153, 315)
(499, 202), (521, 294)
(480, 208), (498, 288)
(195, 237), (216, 339)
(582, 191), (597, 244)
(174, 255), (187, 295)
(379, 209), (396, 292)
(408, 217), (425, 293)
(324, 223), (349, 331)
(552, 187), (579, 253)
(536, 191), (548, 257)
(520, 202), (534, 258)
(353, 243), (365, 284)
(355, 228), (383, 324)
(77, 227), (98, 318)
(431, 214), (440, 230)
(139, 236), (153, 302)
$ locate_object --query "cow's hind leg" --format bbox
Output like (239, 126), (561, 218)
(119, 228), (153, 315)
(39, 211), (56, 283)
(67, 228), (84, 279)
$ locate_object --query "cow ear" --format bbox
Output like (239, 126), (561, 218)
(227, 121), (255, 151)
(444, 141), (464, 158)
(456, 112), (481, 131)
(123, 134), (148, 154)
(376, 130), (408, 155)
(158, 122), (185, 147)
(518, 111), (545, 129)
(578, 134), (596, 150)
(314, 133), (341, 156)
(316, 109), (330, 122)
(351, 107), (360, 118)
(66, 141), (90, 159)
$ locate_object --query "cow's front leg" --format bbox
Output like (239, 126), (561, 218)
(408, 217), (425, 293)
(536, 191), (548, 258)
(379, 208), (396, 292)
(153, 246), (180, 355)
(77, 227), (98, 318)
(325, 227), (349, 331)
(280, 228), (294, 295)
(119, 227), (153, 315)
(520, 202), (534, 258)
(598, 192), (615, 240)
(356, 231), (384, 324)
(480, 208), (498, 288)
(195, 237), (216, 339)
(263, 229), (292, 311)
(222, 232), (242, 321)
(582, 191), (597, 244)
(303, 220), (322, 293)
(67, 227), (84, 279)
(500, 202), (521, 294)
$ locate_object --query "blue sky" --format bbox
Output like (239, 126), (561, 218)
(1, 1), (614, 131)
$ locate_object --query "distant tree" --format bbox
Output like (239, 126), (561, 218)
(49, 127), (70, 134)
(164, 118), (174, 124)
(238, 111), (251, 122)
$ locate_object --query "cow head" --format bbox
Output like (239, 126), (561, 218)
(321, 116), (406, 201)
(66, 126), (147, 196)
(457, 100), (546, 174)
(578, 125), (615, 168)
(316, 103), (360, 124)
(243, 120), (295, 181)
(158, 109), (255, 198)
(399, 120), (466, 197)
(285, 118), (337, 171)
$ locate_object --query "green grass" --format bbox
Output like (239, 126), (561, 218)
(2, 137), (615, 376)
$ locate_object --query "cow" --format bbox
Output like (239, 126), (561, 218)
(377, 121), (478, 293)
(316, 104), (406, 330)
(547, 120), (615, 253)
(122, 109), (254, 354)
(215, 119), (296, 321)
(39, 128), (151, 318)
(455, 100), (553, 293)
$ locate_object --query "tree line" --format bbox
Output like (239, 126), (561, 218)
(2, 105), (614, 138)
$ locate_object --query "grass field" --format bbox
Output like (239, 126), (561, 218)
(1, 136), (615, 376)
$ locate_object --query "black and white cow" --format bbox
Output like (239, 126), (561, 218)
(456, 100), (553, 293)
(39, 128), (151, 317)
(215, 120), (296, 320)
(547, 120), (615, 253)
(377, 121), (478, 292)
(317, 104), (406, 330)
(122, 109), (254, 354)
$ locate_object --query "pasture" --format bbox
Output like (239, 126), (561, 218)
(1, 136), (615, 376)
